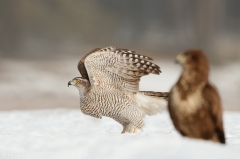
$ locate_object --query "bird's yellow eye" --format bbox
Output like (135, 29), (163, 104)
(76, 79), (81, 83)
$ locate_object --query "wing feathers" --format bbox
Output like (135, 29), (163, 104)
(82, 46), (161, 92)
(78, 48), (101, 80)
(107, 48), (161, 80)
(203, 84), (225, 143)
(117, 50), (153, 61)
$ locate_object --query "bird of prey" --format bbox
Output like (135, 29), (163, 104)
(168, 50), (225, 144)
(68, 46), (168, 133)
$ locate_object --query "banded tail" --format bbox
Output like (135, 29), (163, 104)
(139, 91), (169, 100)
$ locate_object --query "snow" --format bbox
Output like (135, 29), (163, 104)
(0, 109), (239, 159)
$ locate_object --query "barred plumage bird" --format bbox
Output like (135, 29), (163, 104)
(68, 46), (168, 133)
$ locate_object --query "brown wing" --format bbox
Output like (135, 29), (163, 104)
(77, 48), (100, 80)
(83, 46), (161, 92)
(203, 83), (226, 144)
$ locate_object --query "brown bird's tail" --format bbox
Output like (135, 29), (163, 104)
(135, 91), (169, 116)
(215, 127), (226, 144)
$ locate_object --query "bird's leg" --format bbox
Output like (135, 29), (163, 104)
(133, 128), (138, 133)
(121, 122), (132, 134)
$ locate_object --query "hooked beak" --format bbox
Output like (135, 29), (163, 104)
(175, 58), (179, 64)
(68, 81), (72, 87)
(175, 53), (184, 65)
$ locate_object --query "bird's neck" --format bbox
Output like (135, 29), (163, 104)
(77, 83), (91, 99)
(177, 68), (208, 96)
(78, 88), (86, 99)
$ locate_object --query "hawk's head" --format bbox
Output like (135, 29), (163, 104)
(176, 49), (209, 71)
(68, 77), (90, 89)
(175, 50), (210, 84)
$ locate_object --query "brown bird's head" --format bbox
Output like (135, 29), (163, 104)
(176, 50), (209, 71)
(68, 77), (90, 90)
(175, 50), (210, 84)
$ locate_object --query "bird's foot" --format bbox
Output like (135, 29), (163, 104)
(133, 128), (138, 133)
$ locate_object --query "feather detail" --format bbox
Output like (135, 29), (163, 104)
(135, 93), (167, 116)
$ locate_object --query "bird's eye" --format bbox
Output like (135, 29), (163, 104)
(185, 53), (192, 58)
(76, 79), (81, 83)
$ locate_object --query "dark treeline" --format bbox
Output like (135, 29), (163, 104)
(0, 0), (240, 62)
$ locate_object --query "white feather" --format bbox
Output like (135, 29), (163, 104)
(135, 93), (167, 116)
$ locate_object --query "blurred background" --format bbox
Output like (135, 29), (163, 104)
(0, 0), (240, 110)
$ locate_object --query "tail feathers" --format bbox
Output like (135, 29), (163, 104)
(135, 92), (168, 116)
(215, 127), (226, 144)
(139, 91), (169, 100)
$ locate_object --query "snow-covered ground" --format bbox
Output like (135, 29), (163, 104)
(0, 109), (239, 159)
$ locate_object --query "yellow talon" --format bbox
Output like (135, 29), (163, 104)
(133, 128), (138, 133)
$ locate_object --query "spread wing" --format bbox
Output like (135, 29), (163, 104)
(203, 83), (226, 143)
(78, 46), (161, 92)
(78, 48), (101, 81)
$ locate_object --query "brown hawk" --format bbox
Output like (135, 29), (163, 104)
(68, 46), (168, 133)
(168, 50), (225, 144)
